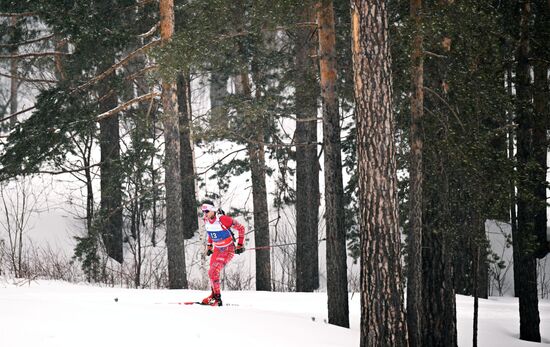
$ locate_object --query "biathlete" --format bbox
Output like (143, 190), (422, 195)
(200, 200), (245, 306)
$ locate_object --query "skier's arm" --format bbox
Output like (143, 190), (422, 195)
(232, 221), (245, 246)
(220, 215), (245, 245)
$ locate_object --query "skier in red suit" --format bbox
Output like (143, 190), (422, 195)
(200, 200), (245, 306)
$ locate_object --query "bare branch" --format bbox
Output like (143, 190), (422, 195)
(0, 71), (57, 84)
(0, 34), (54, 48)
(0, 105), (35, 123)
(0, 51), (69, 59)
(96, 92), (160, 121)
(423, 86), (465, 130)
(139, 23), (160, 38)
(196, 147), (248, 175)
(424, 50), (447, 59)
(0, 12), (36, 17)
(35, 163), (101, 175)
(125, 64), (158, 82)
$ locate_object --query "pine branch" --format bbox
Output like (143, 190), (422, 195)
(96, 92), (160, 121)
(71, 38), (160, 94)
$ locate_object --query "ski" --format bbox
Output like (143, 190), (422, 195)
(156, 301), (238, 307)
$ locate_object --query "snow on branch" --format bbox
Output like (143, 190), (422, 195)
(96, 92), (160, 121)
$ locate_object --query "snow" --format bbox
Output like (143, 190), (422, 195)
(1, 279), (549, 347)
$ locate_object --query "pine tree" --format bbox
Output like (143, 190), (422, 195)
(294, 2), (320, 293)
(318, 0), (349, 327)
(352, 0), (408, 344)
(160, 0), (187, 289)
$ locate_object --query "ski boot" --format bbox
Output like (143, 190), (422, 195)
(202, 293), (222, 306)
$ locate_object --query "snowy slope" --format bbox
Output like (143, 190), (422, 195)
(0, 278), (549, 347)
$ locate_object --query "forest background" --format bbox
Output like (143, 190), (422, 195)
(0, 0), (549, 345)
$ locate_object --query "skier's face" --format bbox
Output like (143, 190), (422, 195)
(203, 210), (215, 219)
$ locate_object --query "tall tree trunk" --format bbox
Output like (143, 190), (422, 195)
(532, 0), (549, 259)
(160, 0), (187, 289)
(352, 0), (408, 344)
(295, 5), (320, 293)
(515, 0), (540, 341)
(98, 58), (123, 264)
(9, 17), (18, 129)
(318, 0), (348, 328)
(407, 0), (423, 345)
(422, 171), (457, 347)
(506, 66), (521, 297)
(238, 70), (272, 291)
(177, 72), (198, 239)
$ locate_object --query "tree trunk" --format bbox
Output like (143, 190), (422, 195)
(160, 0), (187, 289)
(473, 245), (479, 347)
(209, 72), (229, 128)
(238, 70), (272, 291)
(532, 0), (549, 259)
(295, 4), (320, 293)
(318, 0), (349, 328)
(9, 16), (18, 129)
(352, 0), (408, 344)
(506, 66), (520, 297)
(177, 72), (199, 239)
(407, 0), (423, 345)
(98, 58), (123, 264)
(515, 0), (541, 341)
(422, 189), (457, 347)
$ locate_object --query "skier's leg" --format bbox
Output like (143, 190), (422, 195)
(208, 245), (235, 295)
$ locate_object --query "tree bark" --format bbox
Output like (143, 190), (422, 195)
(506, 65), (521, 297)
(240, 70), (272, 291)
(209, 72), (229, 128)
(177, 72), (199, 239)
(352, 0), (408, 344)
(160, 0), (187, 289)
(295, 4), (320, 293)
(9, 16), (18, 129)
(515, 0), (541, 341)
(98, 57), (123, 264)
(407, 0), (423, 345)
(532, 0), (549, 259)
(318, 0), (349, 328)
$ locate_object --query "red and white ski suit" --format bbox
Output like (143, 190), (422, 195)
(203, 214), (245, 294)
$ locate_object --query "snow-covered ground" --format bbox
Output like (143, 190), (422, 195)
(1, 279), (549, 347)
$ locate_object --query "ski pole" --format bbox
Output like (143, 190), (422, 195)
(246, 238), (326, 251)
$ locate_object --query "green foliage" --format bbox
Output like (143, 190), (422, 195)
(0, 87), (97, 180)
(73, 223), (102, 281)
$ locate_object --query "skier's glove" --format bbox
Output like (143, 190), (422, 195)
(235, 244), (245, 255)
(206, 244), (213, 256)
